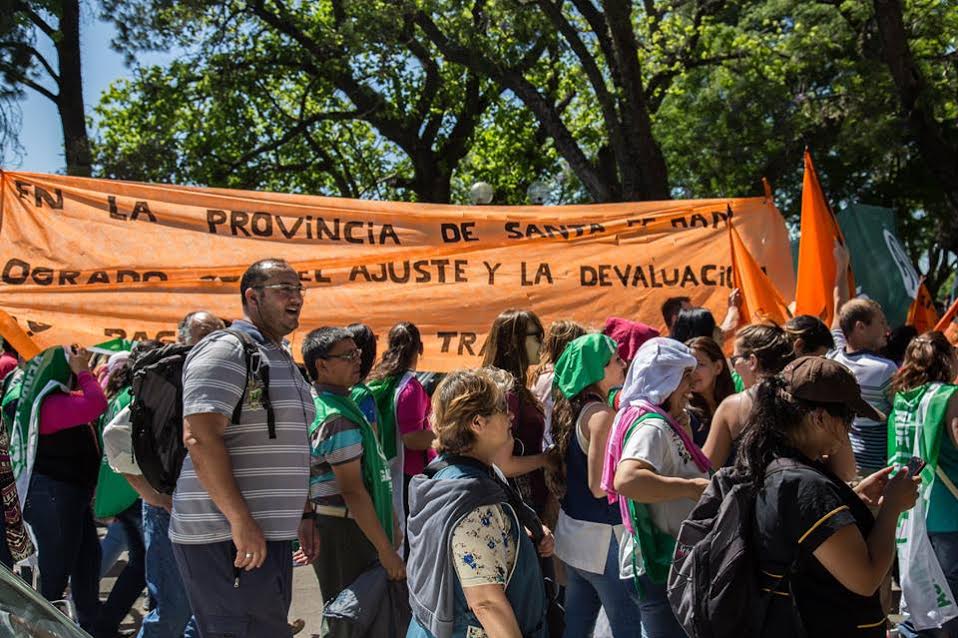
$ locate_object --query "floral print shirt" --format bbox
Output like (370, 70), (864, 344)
(451, 504), (517, 589)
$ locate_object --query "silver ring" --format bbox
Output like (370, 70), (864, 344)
(244, 552), (254, 558)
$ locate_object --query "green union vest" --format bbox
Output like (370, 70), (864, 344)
(311, 390), (394, 544)
(888, 382), (958, 533)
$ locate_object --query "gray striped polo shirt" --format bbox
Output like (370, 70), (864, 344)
(170, 320), (314, 544)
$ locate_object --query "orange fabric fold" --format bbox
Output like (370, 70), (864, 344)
(794, 150), (855, 326)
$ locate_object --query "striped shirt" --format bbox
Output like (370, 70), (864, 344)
(170, 321), (314, 544)
(828, 329), (897, 475)
(308, 385), (363, 508)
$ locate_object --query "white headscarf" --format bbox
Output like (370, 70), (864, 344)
(107, 351), (131, 374)
(618, 337), (697, 407)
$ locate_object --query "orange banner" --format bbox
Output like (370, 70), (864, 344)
(0, 309), (40, 360)
(728, 213), (790, 326)
(905, 280), (939, 334)
(0, 171), (796, 371)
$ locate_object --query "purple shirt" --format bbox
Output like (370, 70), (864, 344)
(397, 377), (435, 476)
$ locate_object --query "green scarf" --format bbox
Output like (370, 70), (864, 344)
(624, 413), (678, 587)
(312, 390), (394, 543)
(94, 387), (139, 518)
(11, 347), (71, 509)
(554, 334), (617, 399)
(607, 387), (621, 409)
(366, 374), (405, 461)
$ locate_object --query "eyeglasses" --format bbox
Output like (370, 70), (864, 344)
(254, 283), (307, 296)
(525, 331), (544, 340)
(322, 349), (362, 363)
(729, 354), (747, 366)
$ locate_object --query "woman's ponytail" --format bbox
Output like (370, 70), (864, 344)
(734, 375), (809, 483)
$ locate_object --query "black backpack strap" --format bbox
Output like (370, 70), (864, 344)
(224, 329), (276, 440)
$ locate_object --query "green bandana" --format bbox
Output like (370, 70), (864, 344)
(366, 373), (410, 461)
(554, 334), (617, 399)
(312, 390), (394, 544)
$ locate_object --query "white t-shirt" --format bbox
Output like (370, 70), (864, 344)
(617, 415), (707, 579)
(532, 369), (555, 448)
(827, 329), (897, 474)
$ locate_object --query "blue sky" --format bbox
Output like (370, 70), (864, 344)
(8, 12), (171, 174)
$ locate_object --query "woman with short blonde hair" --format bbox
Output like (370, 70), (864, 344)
(406, 368), (553, 638)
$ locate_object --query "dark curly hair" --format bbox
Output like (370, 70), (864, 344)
(346, 323), (378, 381)
(369, 322), (421, 382)
(547, 389), (604, 499)
(735, 375), (853, 484)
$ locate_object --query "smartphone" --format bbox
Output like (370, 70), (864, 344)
(905, 456), (926, 475)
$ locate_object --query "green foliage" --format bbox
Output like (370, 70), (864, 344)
(79, 0), (958, 285)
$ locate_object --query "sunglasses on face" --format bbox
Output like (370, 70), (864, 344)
(322, 349), (362, 363)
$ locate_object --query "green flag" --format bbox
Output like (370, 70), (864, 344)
(88, 337), (134, 355)
(10, 347), (72, 509)
(836, 204), (919, 328)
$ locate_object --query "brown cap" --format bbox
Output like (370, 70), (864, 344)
(781, 356), (885, 422)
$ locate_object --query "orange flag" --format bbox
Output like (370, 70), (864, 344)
(0, 309), (41, 360)
(728, 208), (791, 325)
(906, 279), (939, 333)
(794, 150), (855, 326)
(935, 297), (958, 333)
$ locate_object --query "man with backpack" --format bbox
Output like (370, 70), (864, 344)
(164, 258), (318, 636)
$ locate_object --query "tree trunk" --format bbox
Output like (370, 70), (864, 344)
(55, 0), (92, 177)
(602, 0), (671, 201)
(872, 0), (958, 252)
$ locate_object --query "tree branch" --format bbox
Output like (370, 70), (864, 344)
(0, 41), (60, 84)
(226, 109), (360, 172)
(1, 67), (57, 102)
(415, 8), (611, 201)
(14, 2), (57, 39)
(535, 2), (623, 139)
(568, 0), (622, 88)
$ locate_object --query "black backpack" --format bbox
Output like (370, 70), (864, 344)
(129, 329), (276, 495)
(667, 460), (804, 638)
